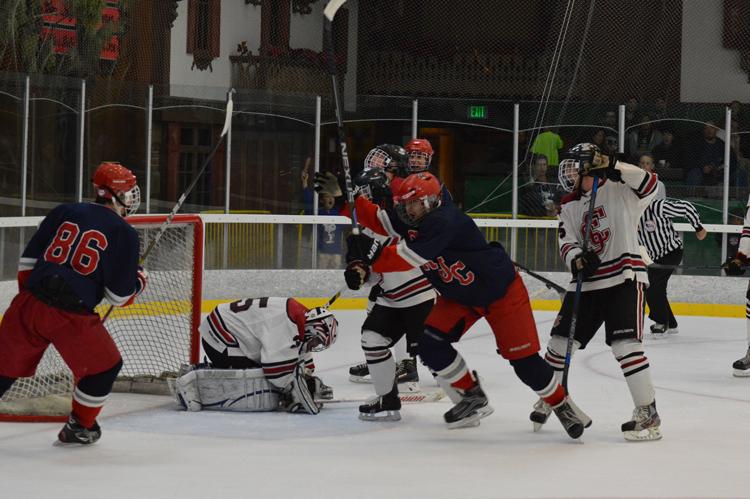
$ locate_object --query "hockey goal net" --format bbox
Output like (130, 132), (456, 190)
(0, 214), (203, 422)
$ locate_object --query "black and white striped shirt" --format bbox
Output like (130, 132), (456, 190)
(638, 198), (703, 260)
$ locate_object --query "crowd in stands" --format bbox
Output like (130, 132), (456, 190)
(519, 98), (750, 218)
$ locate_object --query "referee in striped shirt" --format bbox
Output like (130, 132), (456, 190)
(637, 154), (707, 336)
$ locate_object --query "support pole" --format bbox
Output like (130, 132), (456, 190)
(145, 84), (153, 213)
(76, 79), (86, 202)
(511, 103), (519, 260)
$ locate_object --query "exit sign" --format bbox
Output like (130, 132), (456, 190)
(468, 105), (487, 119)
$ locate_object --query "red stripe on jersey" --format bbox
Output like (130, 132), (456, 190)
(638, 173), (658, 197)
(594, 257), (645, 276)
(354, 196), (389, 236)
(209, 311), (238, 346)
(382, 279), (431, 300)
(263, 362), (297, 375)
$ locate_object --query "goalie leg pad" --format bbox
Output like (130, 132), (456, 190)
(173, 368), (280, 412)
(284, 364), (322, 415)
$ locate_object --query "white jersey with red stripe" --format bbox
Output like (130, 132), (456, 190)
(361, 226), (436, 308)
(558, 161), (658, 292)
(198, 297), (313, 388)
(737, 194), (750, 258)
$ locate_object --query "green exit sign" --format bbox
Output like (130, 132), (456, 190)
(468, 105), (487, 119)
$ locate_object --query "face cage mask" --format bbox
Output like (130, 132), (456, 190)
(116, 185), (141, 216)
(407, 151), (432, 172)
(395, 195), (439, 226)
(364, 148), (392, 171)
(304, 318), (337, 353)
(558, 158), (580, 193)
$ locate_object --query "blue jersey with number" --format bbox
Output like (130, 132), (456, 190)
(21, 202), (140, 310)
(379, 204), (516, 308)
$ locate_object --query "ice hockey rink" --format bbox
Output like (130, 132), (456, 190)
(0, 308), (748, 499)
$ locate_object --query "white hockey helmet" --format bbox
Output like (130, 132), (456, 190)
(558, 158), (580, 193)
(303, 307), (338, 352)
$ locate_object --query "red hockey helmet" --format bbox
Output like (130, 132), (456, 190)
(404, 138), (434, 172)
(92, 162), (140, 216)
(394, 172), (441, 225)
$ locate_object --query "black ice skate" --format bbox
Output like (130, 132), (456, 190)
(733, 348), (750, 377)
(552, 398), (586, 439)
(349, 362), (370, 383)
(359, 384), (401, 422)
(531, 397), (592, 432)
(395, 358), (420, 384)
(56, 415), (101, 445)
(443, 373), (494, 429)
(621, 400), (662, 441)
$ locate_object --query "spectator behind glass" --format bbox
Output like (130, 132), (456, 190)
(591, 128), (607, 150)
(638, 153), (666, 200)
(519, 156), (560, 217)
(686, 121), (739, 186)
(626, 114), (662, 163)
(651, 128), (682, 170)
(302, 164), (344, 269)
(625, 97), (639, 126)
(530, 128), (564, 166)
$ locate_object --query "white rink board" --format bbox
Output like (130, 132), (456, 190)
(0, 310), (748, 499)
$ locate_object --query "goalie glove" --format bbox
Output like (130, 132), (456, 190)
(313, 171), (343, 197)
(722, 255), (747, 276)
(345, 233), (383, 265)
(282, 363), (322, 414)
(571, 249), (601, 279)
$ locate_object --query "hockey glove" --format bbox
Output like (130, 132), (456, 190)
(571, 249), (601, 279)
(283, 364), (322, 414)
(582, 151), (619, 180)
(344, 260), (370, 290)
(313, 171), (343, 197)
(345, 233), (383, 265)
(722, 256), (746, 276)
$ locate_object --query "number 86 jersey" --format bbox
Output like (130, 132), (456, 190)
(20, 202), (141, 310)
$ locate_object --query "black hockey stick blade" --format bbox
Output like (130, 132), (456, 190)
(512, 260), (566, 297)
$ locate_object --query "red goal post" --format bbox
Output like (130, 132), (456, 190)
(0, 214), (204, 422)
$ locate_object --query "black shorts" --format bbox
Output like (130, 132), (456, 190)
(550, 280), (645, 348)
(362, 300), (434, 355)
(202, 339), (261, 369)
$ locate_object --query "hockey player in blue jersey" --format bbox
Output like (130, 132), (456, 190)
(0, 162), (147, 445)
(345, 172), (588, 437)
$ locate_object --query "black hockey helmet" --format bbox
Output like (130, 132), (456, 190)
(364, 144), (409, 178)
(353, 168), (393, 209)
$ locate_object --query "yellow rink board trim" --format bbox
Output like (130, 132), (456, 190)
(0, 299), (744, 322)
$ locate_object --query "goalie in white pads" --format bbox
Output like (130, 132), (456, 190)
(533, 143), (662, 441)
(172, 297), (337, 414)
(722, 194), (750, 376)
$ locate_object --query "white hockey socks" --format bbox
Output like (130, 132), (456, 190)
(361, 330), (397, 396)
(545, 335), (581, 385)
(612, 339), (655, 407)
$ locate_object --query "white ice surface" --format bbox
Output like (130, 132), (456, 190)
(1, 311), (749, 499)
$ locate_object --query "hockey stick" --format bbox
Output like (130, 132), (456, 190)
(323, 0), (359, 236)
(102, 90), (235, 321)
(512, 260), (566, 299)
(562, 176), (599, 392)
(319, 391), (445, 405)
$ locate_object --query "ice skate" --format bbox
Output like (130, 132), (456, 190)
(349, 362), (371, 383)
(56, 415), (101, 445)
(443, 374), (494, 429)
(530, 397), (591, 432)
(395, 358), (419, 383)
(732, 348), (750, 377)
(650, 323), (667, 338)
(621, 400), (662, 441)
(552, 397), (586, 439)
(359, 384), (401, 421)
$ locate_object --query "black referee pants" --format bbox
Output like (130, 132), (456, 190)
(646, 247), (682, 328)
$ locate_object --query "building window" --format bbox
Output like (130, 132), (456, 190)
(187, 0), (220, 70)
(178, 126), (213, 206)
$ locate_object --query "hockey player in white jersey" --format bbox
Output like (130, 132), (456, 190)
(722, 194), (750, 376)
(531, 143), (662, 441)
(172, 297), (337, 415)
(341, 159), (437, 421)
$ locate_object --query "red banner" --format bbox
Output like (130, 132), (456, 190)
(40, 0), (121, 61)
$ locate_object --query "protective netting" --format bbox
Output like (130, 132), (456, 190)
(0, 215), (201, 420)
